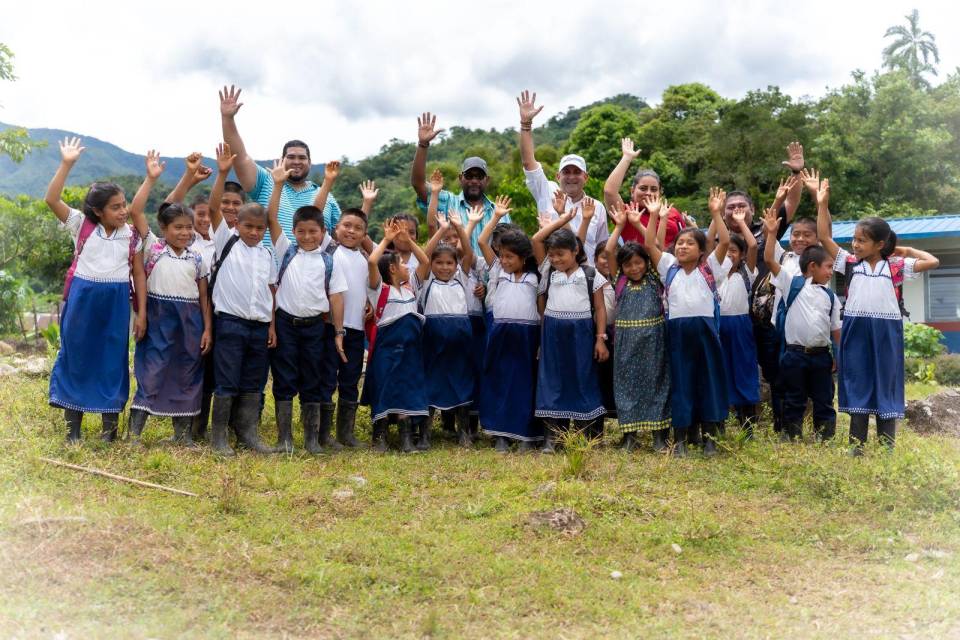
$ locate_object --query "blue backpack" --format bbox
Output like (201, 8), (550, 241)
(775, 275), (835, 355)
(277, 242), (334, 294)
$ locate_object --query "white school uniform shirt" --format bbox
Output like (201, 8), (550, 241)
(832, 248), (918, 320)
(768, 243), (803, 326)
(601, 278), (616, 324)
(333, 244), (370, 331)
(191, 232), (216, 281)
(142, 231), (208, 300)
(274, 234), (348, 318)
(465, 256), (487, 317)
(61, 208), (144, 283)
(413, 270), (469, 316)
(523, 163), (609, 266)
(772, 271), (842, 347)
(538, 262), (609, 318)
(212, 219), (278, 323)
(488, 259), (540, 324)
(719, 265), (758, 316)
(366, 281), (423, 328)
(657, 253), (731, 319)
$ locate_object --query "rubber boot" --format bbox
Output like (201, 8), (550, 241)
(319, 402), (342, 451)
(687, 422), (702, 448)
(171, 416), (196, 447)
(517, 440), (533, 452)
(274, 400), (294, 453)
(336, 400), (361, 448)
(65, 409), (83, 443)
(416, 417), (431, 451)
(877, 417), (897, 449)
(399, 419), (416, 453)
(814, 420), (836, 442)
(783, 422), (802, 442)
(653, 429), (669, 452)
(210, 395), (236, 456)
(100, 413), (119, 443)
(371, 419), (388, 453)
(441, 409), (456, 434)
(455, 406), (472, 449)
(702, 423), (719, 457)
(233, 393), (273, 453)
(672, 427), (688, 458)
(541, 420), (559, 454)
(301, 402), (322, 454)
(737, 405), (757, 440)
(849, 414), (869, 457)
(619, 431), (637, 452)
(192, 392), (212, 442)
(469, 413), (480, 441)
(127, 408), (148, 445)
(581, 418), (604, 442)
(495, 436), (510, 453)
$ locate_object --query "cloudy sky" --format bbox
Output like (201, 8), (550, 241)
(2, 0), (957, 163)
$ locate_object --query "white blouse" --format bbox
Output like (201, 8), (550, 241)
(142, 231), (208, 301)
(538, 263), (609, 319)
(657, 252), (731, 319)
(488, 259), (539, 324)
(414, 271), (469, 317)
(366, 282), (423, 328)
(718, 266), (758, 316)
(61, 208), (144, 283)
(833, 248), (917, 320)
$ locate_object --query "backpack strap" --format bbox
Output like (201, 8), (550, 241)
(418, 278), (434, 314)
(583, 265), (596, 319)
(322, 251), (334, 296)
(614, 274), (629, 302)
(62, 217), (97, 301)
(208, 234), (242, 297)
(887, 256), (910, 318)
(663, 263), (682, 319)
(128, 226), (142, 313)
(365, 283), (392, 357)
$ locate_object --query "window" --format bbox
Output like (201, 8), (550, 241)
(926, 267), (960, 321)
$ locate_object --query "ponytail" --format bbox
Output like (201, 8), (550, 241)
(856, 217), (896, 259)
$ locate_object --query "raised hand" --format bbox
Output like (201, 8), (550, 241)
(800, 167), (820, 195)
(145, 150), (166, 180)
(708, 186), (726, 216)
(429, 168), (444, 193)
(660, 198), (672, 218)
(781, 141), (804, 172)
(216, 143), (237, 173)
(621, 137), (641, 160)
(324, 160), (341, 183)
(271, 158), (292, 184)
(417, 112), (443, 145)
(186, 151), (203, 175)
(538, 212), (553, 229)
(625, 201), (644, 228)
(59, 136), (85, 164)
(582, 197), (596, 221)
(817, 178), (830, 209)
(552, 189), (567, 216)
(644, 194), (664, 219)
(359, 180), (379, 201)
(761, 204), (780, 236)
(219, 85), (244, 118)
(493, 194), (511, 219)
(517, 90), (544, 123)
(609, 202), (627, 227)
(383, 219), (401, 242)
(731, 209), (747, 227)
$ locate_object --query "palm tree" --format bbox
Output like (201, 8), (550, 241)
(882, 9), (940, 88)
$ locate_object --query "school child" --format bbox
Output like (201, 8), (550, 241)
(593, 235), (617, 422)
(815, 178), (940, 453)
(643, 188), (731, 457)
(716, 211), (760, 436)
(762, 204), (841, 441)
(388, 212), (422, 273)
(604, 204), (671, 452)
(205, 143), (277, 456)
(362, 220), (430, 453)
(532, 209), (609, 453)
(265, 160), (349, 454)
(44, 137), (146, 443)
(123, 153), (213, 445)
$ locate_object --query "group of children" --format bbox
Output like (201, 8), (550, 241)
(43, 133), (941, 458)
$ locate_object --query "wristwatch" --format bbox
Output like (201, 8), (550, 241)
(596, 333), (608, 341)
(335, 329), (347, 337)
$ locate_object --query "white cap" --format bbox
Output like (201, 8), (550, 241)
(559, 154), (587, 173)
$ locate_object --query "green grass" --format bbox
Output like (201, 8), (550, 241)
(1, 375), (959, 639)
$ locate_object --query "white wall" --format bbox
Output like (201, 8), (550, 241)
(903, 275), (926, 322)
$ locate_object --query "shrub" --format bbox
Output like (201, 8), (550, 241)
(903, 322), (946, 358)
(934, 354), (960, 386)
(0, 270), (27, 333)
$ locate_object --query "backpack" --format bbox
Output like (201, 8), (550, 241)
(750, 251), (787, 326)
(842, 256), (909, 318)
(775, 275), (835, 354)
(143, 240), (203, 281)
(277, 241), (334, 295)
(364, 284), (391, 357)
(207, 234), (241, 299)
(541, 264), (596, 318)
(664, 261), (720, 330)
(418, 275), (466, 315)
(63, 217), (142, 311)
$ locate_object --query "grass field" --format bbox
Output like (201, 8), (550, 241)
(1, 372), (959, 639)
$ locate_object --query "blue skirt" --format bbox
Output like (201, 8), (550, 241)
(535, 314), (605, 421)
(361, 314), (429, 422)
(480, 320), (541, 441)
(667, 316), (729, 428)
(132, 295), (205, 416)
(838, 315), (904, 419)
(719, 313), (760, 406)
(469, 313), (487, 412)
(422, 314), (474, 410)
(50, 277), (131, 413)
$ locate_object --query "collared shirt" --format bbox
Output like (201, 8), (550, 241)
(190, 232), (216, 281)
(488, 259), (540, 323)
(333, 245), (371, 331)
(538, 263), (609, 318)
(274, 234), (348, 318)
(212, 219), (278, 322)
(772, 272), (842, 347)
(719, 266), (758, 316)
(366, 281), (423, 328)
(142, 231), (208, 300)
(249, 164), (342, 249)
(768, 243), (803, 326)
(657, 253), (731, 319)
(523, 163), (609, 266)
(416, 188), (509, 254)
(61, 208), (144, 283)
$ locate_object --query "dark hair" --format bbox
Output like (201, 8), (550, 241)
(544, 228), (580, 256)
(792, 216), (817, 233)
(282, 139), (311, 161)
(729, 232), (747, 256)
(339, 207), (368, 228)
(236, 203), (267, 223)
(593, 242), (607, 263)
(799, 245), (831, 274)
(377, 250), (401, 284)
(491, 222), (522, 251)
(190, 195), (209, 208)
(856, 216), (897, 258)
(158, 202), (194, 227)
(674, 227), (707, 258)
(632, 168), (661, 188)
(223, 181), (246, 201)
(292, 205), (325, 229)
(431, 243), (459, 263)
(82, 182), (124, 223)
(498, 230), (540, 280)
(387, 213), (420, 247)
(616, 241), (652, 275)
(724, 190), (754, 209)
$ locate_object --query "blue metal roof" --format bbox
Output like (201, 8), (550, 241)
(785, 214), (960, 242)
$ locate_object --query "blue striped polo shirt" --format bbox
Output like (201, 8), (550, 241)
(248, 163), (342, 248)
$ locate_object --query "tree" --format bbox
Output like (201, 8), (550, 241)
(0, 43), (43, 163)
(564, 104), (643, 180)
(882, 9), (940, 89)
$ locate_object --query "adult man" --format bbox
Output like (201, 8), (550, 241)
(410, 112), (509, 253)
(517, 91), (608, 265)
(218, 85), (341, 248)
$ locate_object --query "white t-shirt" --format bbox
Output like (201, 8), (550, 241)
(719, 266), (758, 316)
(191, 232), (216, 281)
(768, 243), (803, 326)
(212, 219), (278, 323)
(657, 253), (731, 319)
(538, 263), (609, 318)
(488, 259), (539, 323)
(61, 208), (144, 283)
(274, 234), (348, 318)
(833, 248), (918, 321)
(366, 281), (423, 328)
(772, 271), (842, 347)
(142, 231), (208, 300)
(333, 245), (370, 331)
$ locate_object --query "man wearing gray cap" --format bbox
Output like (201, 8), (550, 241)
(517, 90), (609, 266)
(410, 112), (509, 253)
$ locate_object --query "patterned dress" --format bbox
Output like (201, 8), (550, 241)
(613, 276), (671, 432)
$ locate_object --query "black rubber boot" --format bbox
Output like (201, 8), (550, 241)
(234, 393), (273, 453)
(849, 414), (869, 457)
(541, 420), (559, 454)
(517, 440), (533, 452)
(399, 419), (416, 453)
(687, 423), (702, 448)
(494, 436), (510, 453)
(336, 400), (361, 448)
(877, 418), (897, 449)
(65, 409), (83, 443)
(814, 420), (836, 442)
(320, 402), (342, 451)
(210, 395), (236, 456)
(100, 413), (119, 443)
(469, 413), (480, 441)
(653, 429), (669, 452)
(192, 392), (212, 442)
(582, 418), (604, 442)
(783, 422), (802, 442)
(737, 405), (757, 440)
(455, 406), (472, 449)
(619, 431), (637, 452)
(371, 419), (388, 452)
(127, 408), (148, 445)
(170, 416), (196, 447)
(274, 400), (294, 453)
(302, 402), (322, 454)
(441, 409), (456, 434)
(416, 417), (431, 451)
(702, 423), (719, 457)
(672, 427), (688, 458)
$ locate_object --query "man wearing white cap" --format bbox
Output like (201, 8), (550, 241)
(517, 90), (609, 266)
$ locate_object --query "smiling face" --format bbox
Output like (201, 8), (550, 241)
(790, 220), (817, 254)
(442, 225), (460, 250)
(852, 226), (884, 261)
(283, 146), (310, 184)
(336, 213), (367, 248)
(192, 203), (211, 236)
(547, 247), (578, 273)
(499, 247), (523, 275)
(621, 253), (648, 282)
(723, 195), (754, 228)
(431, 250), (458, 282)
(96, 192), (129, 231)
(236, 212), (267, 247)
(726, 242), (742, 270)
(459, 168), (489, 201)
(556, 165), (587, 199)
(807, 257), (834, 285)
(673, 230), (704, 265)
(162, 214), (195, 251)
(294, 219), (325, 252)
(220, 192), (244, 227)
(631, 175), (660, 204)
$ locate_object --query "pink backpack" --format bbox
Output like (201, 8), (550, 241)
(63, 218), (142, 311)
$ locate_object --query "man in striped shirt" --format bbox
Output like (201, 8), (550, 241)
(219, 85), (341, 249)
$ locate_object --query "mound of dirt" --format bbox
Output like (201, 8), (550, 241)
(905, 388), (960, 437)
(527, 507), (586, 537)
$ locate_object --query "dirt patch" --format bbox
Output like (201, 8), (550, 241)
(526, 507), (586, 536)
(905, 388), (960, 437)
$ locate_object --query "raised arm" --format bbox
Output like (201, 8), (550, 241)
(517, 90), (544, 171)
(605, 203), (627, 277)
(577, 197), (596, 243)
(477, 199), (510, 268)
(267, 159), (292, 244)
(457, 205), (482, 273)
(44, 137), (85, 223)
(419, 216), (448, 282)
(129, 150), (166, 238)
(762, 206), (782, 276)
(603, 138), (641, 211)
(368, 221), (399, 288)
(312, 160), (340, 216)
(895, 246), (940, 273)
(218, 85), (258, 191)
(641, 200), (664, 267)
(209, 143), (237, 232)
(735, 210), (758, 271)
(426, 168), (445, 236)
(411, 112), (443, 203)
(814, 177), (840, 260)
(164, 152), (211, 204)
(532, 209), (575, 265)
(359, 179), (378, 216)
(708, 187), (729, 263)
(406, 221), (431, 282)
(780, 141), (805, 222)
